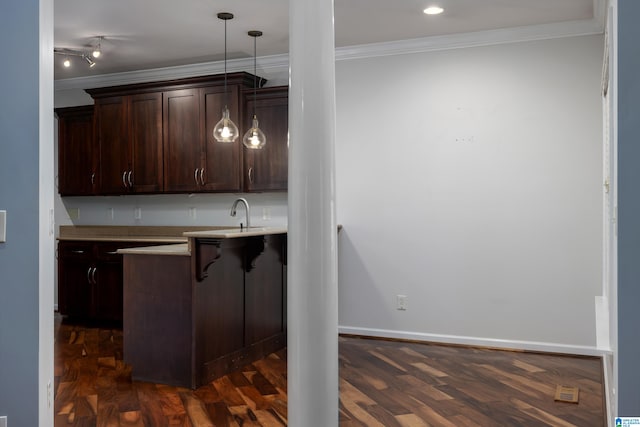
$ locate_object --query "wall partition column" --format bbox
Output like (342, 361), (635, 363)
(287, 0), (339, 425)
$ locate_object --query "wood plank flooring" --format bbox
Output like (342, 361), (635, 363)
(55, 317), (605, 426)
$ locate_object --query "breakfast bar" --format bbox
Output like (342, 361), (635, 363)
(119, 227), (287, 389)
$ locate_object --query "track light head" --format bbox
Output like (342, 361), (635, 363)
(83, 55), (96, 67)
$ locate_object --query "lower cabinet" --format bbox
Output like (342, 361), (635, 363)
(57, 241), (94, 319)
(122, 234), (287, 389)
(57, 240), (165, 324)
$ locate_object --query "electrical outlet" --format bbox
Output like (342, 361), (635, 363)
(0, 415), (7, 427)
(47, 381), (52, 408)
(134, 207), (142, 220)
(67, 208), (80, 220)
(262, 207), (271, 221)
(396, 294), (407, 311)
(107, 207), (114, 221)
(49, 208), (54, 236)
(188, 207), (197, 220)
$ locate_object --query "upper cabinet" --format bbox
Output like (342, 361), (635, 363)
(243, 87), (289, 192)
(163, 88), (202, 193)
(55, 105), (98, 196)
(201, 84), (243, 192)
(93, 93), (163, 194)
(58, 73), (287, 197)
(163, 82), (245, 193)
(129, 93), (164, 193)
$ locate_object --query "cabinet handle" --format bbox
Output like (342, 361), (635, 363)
(122, 171), (128, 188)
(199, 168), (205, 186)
(91, 267), (97, 284)
(71, 250), (85, 254)
(87, 267), (92, 284)
(128, 171), (133, 187)
(106, 251), (118, 255)
(194, 168), (200, 186)
(91, 173), (95, 185)
(248, 167), (254, 184)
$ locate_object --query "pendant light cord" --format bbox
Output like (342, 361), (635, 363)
(224, 17), (228, 109)
(253, 35), (257, 118)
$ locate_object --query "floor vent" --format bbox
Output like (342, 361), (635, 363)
(554, 385), (579, 403)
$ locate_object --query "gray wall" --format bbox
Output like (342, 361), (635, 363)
(0, 0), (41, 425)
(617, 0), (640, 415)
(336, 35), (603, 351)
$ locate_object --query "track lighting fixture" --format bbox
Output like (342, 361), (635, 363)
(54, 42), (102, 69)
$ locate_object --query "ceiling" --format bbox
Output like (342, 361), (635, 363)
(54, 0), (599, 80)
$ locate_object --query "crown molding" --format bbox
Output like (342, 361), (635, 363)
(335, 17), (603, 62)
(54, 16), (604, 92)
(53, 55), (289, 91)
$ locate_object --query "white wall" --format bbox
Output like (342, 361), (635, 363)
(335, 35), (604, 350)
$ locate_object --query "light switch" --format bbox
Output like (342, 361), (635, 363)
(0, 210), (6, 243)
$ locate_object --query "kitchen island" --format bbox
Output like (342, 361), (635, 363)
(120, 227), (287, 389)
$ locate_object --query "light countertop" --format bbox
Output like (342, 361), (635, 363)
(117, 227), (287, 256)
(57, 225), (227, 242)
(183, 226), (287, 239)
(117, 243), (190, 256)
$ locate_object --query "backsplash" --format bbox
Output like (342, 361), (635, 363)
(55, 192), (288, 233)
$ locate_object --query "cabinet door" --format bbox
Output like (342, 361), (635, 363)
(243, 87), (288, 192)
(96, 96), (129, 194)
(57, 242), (94, 319)
(163, 89), (202, 192)
(93, 242), (128, 323)
(94, 260), (123, 323)
(129, 93), (163, 193)
(244, 235), (285, 345)
(56, 106), (98, 196)
(201, 85), (242, 192)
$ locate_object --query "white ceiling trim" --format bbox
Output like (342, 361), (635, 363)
(54, 17), (604, 92)
(335, 18), (603, 62)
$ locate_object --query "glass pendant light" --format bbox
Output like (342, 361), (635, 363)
(243, 30), (266, 150)
(213, 12), (240, 143)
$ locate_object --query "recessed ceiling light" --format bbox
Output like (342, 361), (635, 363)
(424, 6), (444, 15)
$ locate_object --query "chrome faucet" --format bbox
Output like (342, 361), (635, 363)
(230, 197), (250, 229)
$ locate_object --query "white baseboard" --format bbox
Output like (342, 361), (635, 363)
(338, 325), (607, 357)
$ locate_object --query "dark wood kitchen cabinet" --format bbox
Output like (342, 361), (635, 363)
(58, 240), (164, 324)
(93, 93), (163, 194)
(57, 241), (94, 319)
(243, 86), (289, 192)
(66, 73), (284, 196)
(164, 83), (245, 193)
(55, 105), (98, 196)
(201, 84), (243, 192)
(163, 89), (201, 192)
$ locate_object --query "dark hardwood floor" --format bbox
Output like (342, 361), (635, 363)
(54, 316), (605, 426)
